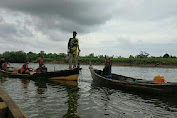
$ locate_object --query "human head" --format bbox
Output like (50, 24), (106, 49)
(73, 31), (77, 38)
(26, 60), (30, 64)
(105, 57), (110, 63)
(38, 56), (41, 60)
(1, 57), (5, 61)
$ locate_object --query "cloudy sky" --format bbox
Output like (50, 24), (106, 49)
(0, 0), (177, 57)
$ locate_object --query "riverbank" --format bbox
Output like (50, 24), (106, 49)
(6, 57), (177, 68)
(46, 61), (177, 68)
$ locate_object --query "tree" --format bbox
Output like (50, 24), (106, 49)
(136, 51), (150, 58)
(27, 51), (38, 62)
(3, 51), (27, 63)
(163, 53), (170, 58)
(129, 55), (134, 58)
(39, 51), (46, 58)
(98, 55), (104, 58)
(88, 53), (94, 58)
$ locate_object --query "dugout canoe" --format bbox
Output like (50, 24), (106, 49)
(0, 86), (27, 118)
(90, 66), (177, 96)
(0, 68), (81, 81)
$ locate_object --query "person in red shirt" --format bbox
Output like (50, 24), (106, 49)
(36, 56), (47, 73)
(38, 56), (45, 68)
(2, 62), (8, 71)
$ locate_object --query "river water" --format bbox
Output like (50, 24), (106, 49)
(0, 63), (177, 118)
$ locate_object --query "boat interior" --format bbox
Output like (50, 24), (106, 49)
(93, 69), (159, 84)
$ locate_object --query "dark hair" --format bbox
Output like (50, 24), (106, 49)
(1, 57), (5, 58)
(73, 31), (77, 34)
(38, 55), (41, 58)
(26, 60), (29, 63)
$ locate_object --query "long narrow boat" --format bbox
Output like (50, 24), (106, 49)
(90, 66), (177, 96)
(0, 86), (27, 118)
(0, 68), (81, 81)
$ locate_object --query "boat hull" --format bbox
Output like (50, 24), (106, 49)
(0, 68), (81, 81)
(49, 74), (79, 81)
(90, 67), (177, 96)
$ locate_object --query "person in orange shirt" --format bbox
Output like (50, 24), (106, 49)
(20, 61), (31, 74)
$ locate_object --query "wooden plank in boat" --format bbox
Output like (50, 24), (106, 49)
(0, 86), (27, 118)
(0, 102), (7, 118)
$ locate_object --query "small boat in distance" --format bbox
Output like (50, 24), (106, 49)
(90, 66), (177, 97)
(0, 68), (81, 81)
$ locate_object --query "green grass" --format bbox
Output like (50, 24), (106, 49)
(78, 57), (177, 65)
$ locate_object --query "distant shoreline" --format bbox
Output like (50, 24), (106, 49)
(45, 61), (177, 68)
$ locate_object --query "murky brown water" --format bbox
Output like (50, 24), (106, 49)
(0, 64), (177, 118)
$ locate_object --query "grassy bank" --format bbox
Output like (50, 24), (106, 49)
(1, 51), (176, 68)
(46, 57), (177, 68)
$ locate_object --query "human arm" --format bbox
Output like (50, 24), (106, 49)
(77, 39), (80, 54)
(67, 38), (72, 55)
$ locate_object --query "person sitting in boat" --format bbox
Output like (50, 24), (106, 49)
(0, 57), (5, 70)
(2, 62), (8, 71)
(36, 56), (47, 73)
(0, 57), (9, 71)
(103, 57), (112, 78)
(20, 61), (31, 74)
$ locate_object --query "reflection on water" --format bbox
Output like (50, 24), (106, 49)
(21, 78), (80, 118)
(0, 64), (177, 118)
(91, 83), (177, 118)
(34, 80), (47, 95)
(20, 79), (30, 89)
(63, 82), (79, 118)
(48, 80), (79, 118)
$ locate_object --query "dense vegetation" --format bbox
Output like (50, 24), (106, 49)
(0, 51), (176, 66)
(0, 51), (67, 63)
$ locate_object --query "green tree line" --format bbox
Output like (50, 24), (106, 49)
(0, 51), (67, 63)
(0, 51), (176, 65)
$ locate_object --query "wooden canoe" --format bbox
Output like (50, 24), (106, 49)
(0, 68), (81, 81)
(90, 66), (177, 96)
(0, 86), (27, 118)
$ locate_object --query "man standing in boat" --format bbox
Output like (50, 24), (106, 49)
(68, 31), (80, 69)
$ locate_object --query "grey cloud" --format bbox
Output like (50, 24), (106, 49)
(0, 16), (4, 23)
(0, 21), (33, 39)
(0, 0), (115, 33)
(141, 0), (177, 20)
(0, 23), (17, 38)
(112, 0), (177, 21)
(0, 0), (177, 56)
(98, 37), (177, 57)
(99, 37), (136, 50)
(0, 0), (118, 42)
